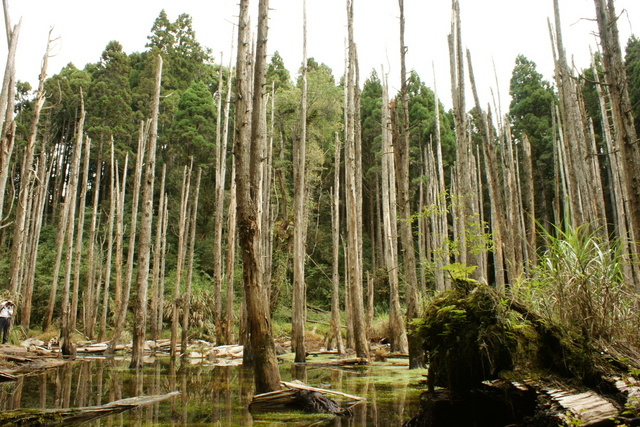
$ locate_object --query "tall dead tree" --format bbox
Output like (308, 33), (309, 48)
(107, 121), (146, 355)
(328, 133), (345, 354)
(432, 76), (450, 291)
(59, 94), (86, 356)
(131, 55), (162, 369)
(20, 150), (51, 330)
(181, 168), (202, 357)
(550, 0), (603, 233)
(292, 0), (309, 364)
(150, 164), (167, 342)
(70, 132), (91, 332)
(593, 0), (640, 287)
(213, 55), (233, 344)
(449, 0), (484, 281)
(234, 0), (282, 393)
(382, 70), (408, 354)
(224, 156), (237, 344)
(397, 0), (423, 368)
(7, 32), (48, 295)
(83, 142), (103, 339)
(170, 164), (192, 358)
(345, 0), (369, 360)
(0, 8), (19, 220)
(98, 141), (118, 342)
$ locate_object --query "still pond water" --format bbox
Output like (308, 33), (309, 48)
(0, 356), (425, 426)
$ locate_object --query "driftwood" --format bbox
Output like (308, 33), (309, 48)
(0, 391), (180, 426)
(0, 372), (17, 382)
(250, 381), (364, 416)
(303, 357), (369, 367)
(281, 381), (365, 401)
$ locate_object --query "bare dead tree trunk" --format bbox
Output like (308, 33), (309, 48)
(591, 51), (635, 284)
(329, 133), (345, 354)
(292, 0), (308, 364)
(131, 55), (162, 368)
(20, 150), (52, 330)
(8, 32), (48, 295)
(213, 57), (231, 345)
(0, 15), (19, 222)
(235, 0), (282, 393)
(107, 121), (147, 354)
(593, 0), (640, 287)
(550, 2), (597, 231)
(396, 0), (420, 328)
(98, 141), (118, 342)
(150, 164), (166, 342)
(170, 164), (192, 358)
(60, 93), (86, 356)
(180, 168), (201, 358)
(344, 0), (369, 361)
(70, 133), (91, 332)
(434, 79), (450, 291)
(83, 142), (103, 339)
(382, 70), (408, 354)
(224, 156), (237, 344)
(448, 0), (483, 280)
(521, 134), (536, 270)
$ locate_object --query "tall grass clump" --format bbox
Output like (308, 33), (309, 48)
(512, 224), (637, 344)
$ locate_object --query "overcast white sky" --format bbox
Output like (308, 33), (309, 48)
(1, 0), (638, 110)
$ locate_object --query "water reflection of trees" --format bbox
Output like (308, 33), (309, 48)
(0, 359), (422, 426)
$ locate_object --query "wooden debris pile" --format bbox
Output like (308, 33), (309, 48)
(250, 380), (364, 416)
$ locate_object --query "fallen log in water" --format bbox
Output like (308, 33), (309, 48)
(0, 372), (17, 382)
(249, 380), (364, 416)
(0, 391), (180, 426)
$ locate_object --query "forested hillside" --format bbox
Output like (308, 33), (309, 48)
(1, 0), (639, 388)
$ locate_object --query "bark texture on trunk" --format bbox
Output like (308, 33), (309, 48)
(235, 0), (282, 394)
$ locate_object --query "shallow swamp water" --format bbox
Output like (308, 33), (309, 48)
(0, 355), (425, 426)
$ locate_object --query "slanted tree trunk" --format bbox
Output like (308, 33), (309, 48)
(0, 13), (19, 220)
(131, 55), (162, 369)
(292, 0), (309, 364)
(8, 32), (47, 295)
(20, 150), (51, 330)
(234, 0), (282, 394)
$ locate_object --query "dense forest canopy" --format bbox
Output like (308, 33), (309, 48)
(0, 0), (639, 391)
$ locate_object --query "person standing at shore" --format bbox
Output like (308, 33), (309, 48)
(0, 300), (15, 344)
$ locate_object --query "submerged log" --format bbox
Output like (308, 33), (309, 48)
(249, 381), (363, 416)
(0, 391), (180, 426)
